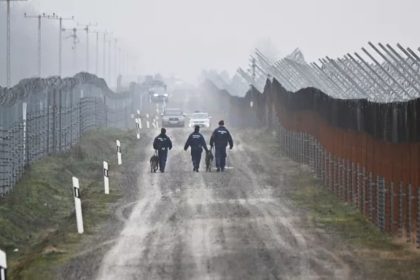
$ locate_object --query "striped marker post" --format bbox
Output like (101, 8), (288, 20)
(72, 177), (84, 234)
(136, 110), (143, 129)
(135, 118), (141, 139)
(146, 114), (150, 129)
(116, 140), (122, 165)
(0, 250), (6, 280)
(103, 161), (109, 194)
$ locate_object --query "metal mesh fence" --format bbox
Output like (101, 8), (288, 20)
(0, 73), (140, 196)
(206, 77), (420, 246)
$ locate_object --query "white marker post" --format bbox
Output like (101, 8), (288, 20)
(135, 118), (141, 139)
(0, 249), (6, 280)
(136, 110), (143, 129)
(103, 161), (109, 194)
(72, 177), (84, 234)
(116, 140), (122, 165)
(146, 114), (150, 129)
(155, 116), (159, 128)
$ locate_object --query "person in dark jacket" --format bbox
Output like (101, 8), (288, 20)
(184, 125), (209, 172)
(153, 128), (172, 172)
(210, 120), (233, 172)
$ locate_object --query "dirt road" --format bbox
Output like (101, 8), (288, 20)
(94, 128), (352, 280)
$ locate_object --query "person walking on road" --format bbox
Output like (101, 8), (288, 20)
(153, 128), (172, 173)
(210, 120), (233, 172)
(184, 125), (209, 172)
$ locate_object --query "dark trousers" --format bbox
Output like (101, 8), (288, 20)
(191, 149), (202, 170)
(158, 150), (168, 171)
(215, 146), (227, 169)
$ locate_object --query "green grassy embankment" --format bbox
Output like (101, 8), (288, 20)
(0, 128), (142, 279)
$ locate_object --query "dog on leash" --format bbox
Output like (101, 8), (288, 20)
(150, 153), (159, 173)
(205, 150), (214, 172)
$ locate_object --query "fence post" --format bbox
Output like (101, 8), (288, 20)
(417, 188), (420, 248)
(391, 183), (395, 233)
(72, 176), (84, 234)
(58, 89), (63, 152)
(368, 172), (374, 222)
(52, 89), (57, 153)
(408, 184), (413, 243)
(377, 176), (386, 231)
(399, 183), (405, 238)
(22, 102), (27, 166)
(356, 164), (361, 209)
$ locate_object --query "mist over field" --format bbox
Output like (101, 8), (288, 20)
(1, 0), (420, 85)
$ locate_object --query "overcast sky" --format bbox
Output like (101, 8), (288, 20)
(15, 0), (420, 81)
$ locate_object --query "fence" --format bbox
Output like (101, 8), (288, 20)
(0, 73), (145, 196)
(206, 77), (420, 247)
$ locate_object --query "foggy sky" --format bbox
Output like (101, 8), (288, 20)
(2, 0), (420, 84)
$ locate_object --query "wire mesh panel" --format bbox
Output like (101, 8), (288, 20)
(0, 73), (145, 196)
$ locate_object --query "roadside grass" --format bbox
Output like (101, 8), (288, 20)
(0, 128), (141, 280)
(290, 167), (420, 279)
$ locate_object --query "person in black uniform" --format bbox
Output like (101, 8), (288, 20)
(153, 128), (172, 172)
(210, 120), (233, 172)
(184, 125), (209, 172)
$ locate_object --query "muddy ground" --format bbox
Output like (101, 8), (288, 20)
(59, 126), (364, 280)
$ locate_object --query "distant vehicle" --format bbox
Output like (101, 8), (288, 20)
(189, 112), (211, 128)
(162, 108), (186, 127)
(146, 80), (168, 103)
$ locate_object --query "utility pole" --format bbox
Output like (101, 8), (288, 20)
(24, 12), (57, 77)
(44, 14), (73, 77)
(62, 27), (82, 75)
(0, 0), (27, 87)
(103, 32), (107, 79)
(118, 47), (122, 78)
(78, 23), (97, 73)
(108, 36), (112, 84)
(92, 31), (101, 75)
(113, 38), (118, 85)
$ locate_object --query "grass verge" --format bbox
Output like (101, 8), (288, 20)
(0, 128), (142, 279)
(290, 167), (420, 279)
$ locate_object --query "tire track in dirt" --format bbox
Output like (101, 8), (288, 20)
(94, 128), (354, 279)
